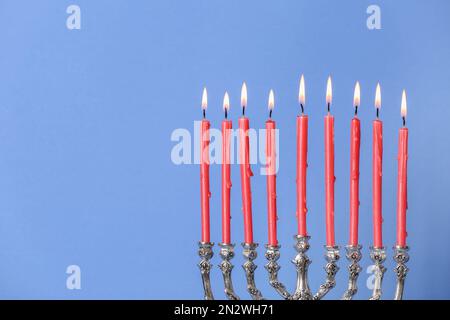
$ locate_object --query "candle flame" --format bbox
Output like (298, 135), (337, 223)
(401, 90), (407, 118)
(268, 89), (275, 110)
(353, 81), (361, 107)
(326, 76), (332, 105)
(375, 83), (381, 109)
(201, 88), (208, 110)
(299, 74), (306, 106)
(223, 91), (230, 111)
(241, 82), (247, 108)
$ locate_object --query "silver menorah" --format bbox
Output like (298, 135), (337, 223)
(197, 239), (410, 300)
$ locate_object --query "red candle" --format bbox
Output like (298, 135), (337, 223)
(239, 83), (254, 244)
(266, 90), (278, 246)
(296, 75), (309, 237)
(324, 77), (336, 247)
(221, 92), (232, 245)
(372, 83), (383, 248)
(200, 88), (211, 243)
(349, 82), (361, 246)
(396, 90), (408, 247)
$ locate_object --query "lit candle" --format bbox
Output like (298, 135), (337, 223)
(324, 76), (336, 247)
(349, 82), (361, 246)
(373, 83), (383, 249)
(396, 90), (408, 247)
(200, 88), (211, 243)
(296, 75), (309, 237)
(222, 92), (232, 245)
(239, 82), (254, 244)
(266, 89), (278, 246)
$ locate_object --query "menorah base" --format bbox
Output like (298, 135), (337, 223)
(219, 243), (239, 300)
(242, 243), (264, 300)
(198, 242), (214, 300)
(265, 244), (292, 300)
(197, 241), (409, 300)
(313, 245), (340, 300)
(291, 235), (312, 300)
(342, 245), (362, 300)
(394, 246), (409, 300)
(369, 247), (387, 300)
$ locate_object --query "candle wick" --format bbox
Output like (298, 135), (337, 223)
(300, 103), (304, 114)
(327, 103), (331, 113)
(242, 106), (245, 117)
(402, 116), (406, 127)
(376, 108), (379, 119)
(225, 108), (228, 119)
(269, 109), (273, 119)
(203, 109), (206, 119)
(355, 105), (358, 116)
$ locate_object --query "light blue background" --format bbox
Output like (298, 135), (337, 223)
(0, 0), (448, 300)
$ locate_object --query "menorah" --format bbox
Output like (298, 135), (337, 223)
(198, 239), (409, 300)
(196, 80), (410, 301)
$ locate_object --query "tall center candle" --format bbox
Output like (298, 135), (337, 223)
(349, 82), (361, 246)
(239, 83), (254, 244)
(200, 88), (211, 243)
(396, 91), (409, 247)
(221, 92), (232, 245)
(324, 77), (336, 247)
(297, 75), (309, 237)
(372, 84), (383, 249)
(266, 90), (278, 246)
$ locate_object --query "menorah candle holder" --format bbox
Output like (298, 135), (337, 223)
(198, 241), (214, 300)
(218, 243), (239, 300)
(264, 244), (292, 300)
(393, 246), (409, 300)
(369, 247), (387, 300)
(198, 241), (409, 300)
(342, 245), (363, 300)
(291, 235), (312, 300)
(313, 245), (340, 300)
(242, 242), (264, 300)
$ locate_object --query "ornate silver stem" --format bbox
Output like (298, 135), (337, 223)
(242, 243), (264, 300)
(313, 245), (340, 300)
(393, 246), (409, 300)
(369, 247), (387, 300)
(198, 242), (214, 300)
(218, 243), (239, 300)
(291, 236), (312, 300)
(342, 245), (362, 300)
(264, 244), (292, 300)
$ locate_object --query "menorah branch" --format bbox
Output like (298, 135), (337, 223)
(264, 244), (292, 300)
(198, 242), (214, 300)
(342, 245), (362, 300)
(369, 247), (386, 300)
(313, 246), (340, 300)
(393, 246), (409, 300)
(218, 243), (240, 300)
(291, 235), (312, 300)
(242, 243), (264, 300)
